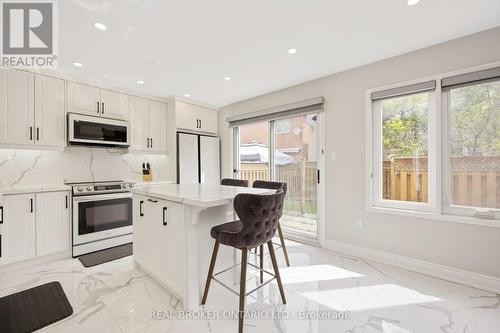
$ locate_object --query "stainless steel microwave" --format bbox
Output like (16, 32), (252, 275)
(68, 113), (130, 147)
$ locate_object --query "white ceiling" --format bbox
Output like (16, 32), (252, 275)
(60, 0), (500, 106)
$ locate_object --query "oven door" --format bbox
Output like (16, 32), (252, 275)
(68, 113), (130, 146)
(73, 193), (133, 246)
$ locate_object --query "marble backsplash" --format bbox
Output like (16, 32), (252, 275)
(0, 147), (172, 188)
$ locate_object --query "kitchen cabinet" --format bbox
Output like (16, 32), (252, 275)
(0, 68), (65, 148)
(68, 81), (127, 120)
(175, 100), (218, 135)
(0, 194), (36, 265)
(133, 195), (183, 295)
(35, 191), (70, 256)
(0, 67), (35, 145)
(128, 96), (168, 153)
(34, 75), (66, 147)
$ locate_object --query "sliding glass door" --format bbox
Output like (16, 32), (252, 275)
(234, 113), (320, 240)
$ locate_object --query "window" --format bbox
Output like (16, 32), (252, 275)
(371, 82), (436, 211)
(443, 78), (500, 219)
(275, 119), (290, 134)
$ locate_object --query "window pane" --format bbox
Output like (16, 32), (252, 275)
(381, 93), (429, 203)
(239, 121), (269, 183)
(448, 80), (500, 209)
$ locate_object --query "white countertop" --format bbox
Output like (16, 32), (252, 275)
(0, 184), (71, 196)
(133, 183), (274, 208)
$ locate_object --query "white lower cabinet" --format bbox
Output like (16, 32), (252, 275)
(0, 191), (70, 266)
(35, 191), (70, 257)
(133, 195), (182, 295)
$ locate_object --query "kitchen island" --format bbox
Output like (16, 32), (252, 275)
(132, 183), (273, 310)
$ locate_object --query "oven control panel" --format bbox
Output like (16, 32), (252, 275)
(72, 182), (135, 195)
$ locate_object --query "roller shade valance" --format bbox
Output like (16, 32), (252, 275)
(371, 80), (436, 101)
(227, 97), (324, 127)
(442, 66), (500, 90)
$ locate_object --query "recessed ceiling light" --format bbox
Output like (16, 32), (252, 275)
(288, 48), (297, 54)
(137, 80), (144, 85)
(224, 76), (231, 81)
(407, 0), (421, 6)
(183, 93), (190, 97)
(72, 62), (83, 67)
(93, 22), (107, 31)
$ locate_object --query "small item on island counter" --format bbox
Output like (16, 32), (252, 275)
(142, 161), (153, 182)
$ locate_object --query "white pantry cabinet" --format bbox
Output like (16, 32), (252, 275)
(0, 191), (70, 266)
(67, 81), (127, 120)
(0, 194), (36, 265)
(0, 68), (66, 148)
(128, 96), (168, 153)
(133, 195), (183, 295)
(35, 191), (70, 256)
(0, 67), (35, 145)
(175, 100), (218, 135)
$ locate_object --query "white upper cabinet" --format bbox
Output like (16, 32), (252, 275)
(0, 194), (36, 265)
(35, 191), (70, 257)
(101, 88), (128, 120)
(128, 96), (167, 153)
(67, 81), (127, 120)
(149, 100), (168, 153)
(0, 67), (35, 145)
(34, 75), (66, 147)
(175, 101), (218, 135)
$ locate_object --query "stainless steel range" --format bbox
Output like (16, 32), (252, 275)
(67, 180), (135, 257)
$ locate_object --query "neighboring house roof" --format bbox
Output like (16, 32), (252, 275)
(240, 142), (294, 165)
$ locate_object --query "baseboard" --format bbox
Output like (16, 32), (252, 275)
(322, 239), (500, 294)
(0, 251), (71, 274)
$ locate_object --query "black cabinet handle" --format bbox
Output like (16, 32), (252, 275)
(0, 205), (3, 224)
(102, 102), (104, 114)
(162, 207), (168, 226)
(65, 196), (68, 209)
(150, 138), (153, 148)
(139, 200), (144, 217)
(30, 198), (33, 213)
(0, 235), (2, 258)
(147, 138), (150, 148)
(97, 101), (100, 114)
(29, 127), (33, 140)
(317, 169), (320, 184)
(147, 198), (158, 203)
(36, 127), (39, 141)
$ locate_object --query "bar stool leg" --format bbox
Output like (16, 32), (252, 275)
(277, 223), (290, 266)
(239, 248), (248, 333)
(202, 241), (220, 305)
(259, 245), (264, 283)
(267, 240), (286, 304)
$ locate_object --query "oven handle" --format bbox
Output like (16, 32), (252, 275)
(73, 193), (133, 203)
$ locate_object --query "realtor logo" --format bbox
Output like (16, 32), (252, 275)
(1, 0), (58, 68)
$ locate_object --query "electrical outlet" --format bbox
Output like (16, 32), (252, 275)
(355, 219), (363, 229)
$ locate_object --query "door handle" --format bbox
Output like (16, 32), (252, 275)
(102, 102), (104, 114)
(162, 207), (168, 226)
(97, 101), (100, 114)
(36, 127), (39, 141)
(0, 205), (3, 224)
(30, 198), (33, 213)
(317, 169), (320, 184)
(65, 195), (68, 209)
(29, 126), (33, 140)
(139, 200), (144, 217)
(147, 138), (150, 148)
(150, 137), (153, 148)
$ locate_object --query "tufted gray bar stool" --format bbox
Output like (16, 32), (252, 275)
(201, 190), (286, 333)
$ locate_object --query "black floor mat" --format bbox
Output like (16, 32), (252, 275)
(0, 281), (73, 333)
(78, 243), (133, 267)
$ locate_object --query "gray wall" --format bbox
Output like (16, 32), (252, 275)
(218, 27), (500, 278)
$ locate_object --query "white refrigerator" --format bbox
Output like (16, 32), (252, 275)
(177, 132), (221, 184)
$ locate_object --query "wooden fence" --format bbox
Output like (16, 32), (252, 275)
(240, 161), (317, 214)
(383, 156), (500, 208)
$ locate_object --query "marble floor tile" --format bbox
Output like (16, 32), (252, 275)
(1, 242), (499, 333)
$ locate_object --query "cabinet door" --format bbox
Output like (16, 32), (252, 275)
(0, 194), (36, 265)
(34, 75), (66, 147)
(101, 89), (127, 120)
(175, 101), (198, 132)
(67, 81), (100, 116)
(142, 198), (167, 278)
(128, 96), (150, 151)
(161, 201), (183, 293)
(0, 68), (35, 145)
(149, 101), (167, 153)
(197, 107), (218, 135)
(35, 191), (70, 256)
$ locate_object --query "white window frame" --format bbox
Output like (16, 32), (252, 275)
(369, 86), (438, 213)
(441, 81), (500, 220)
(366, 61), (500, 228)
